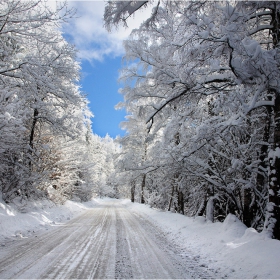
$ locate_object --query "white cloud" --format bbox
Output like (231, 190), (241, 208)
(60, 1), (152, 62)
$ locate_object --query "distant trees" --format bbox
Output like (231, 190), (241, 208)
(105, 1), (280, 239)
(88, 133), (121, 198)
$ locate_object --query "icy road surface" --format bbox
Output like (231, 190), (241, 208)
(0, 200), (213, 279)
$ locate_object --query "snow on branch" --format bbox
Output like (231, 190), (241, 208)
(246, 10), (272, 21)
(104, 1), (149, 31)
(249, 25), (273, 36)
(145, 87), (189, 126)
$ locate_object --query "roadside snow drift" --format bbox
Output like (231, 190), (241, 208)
(0, 194), (97, 243)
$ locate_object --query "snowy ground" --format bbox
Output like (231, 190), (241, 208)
(125, 200), (280, 279)
(0, 195), (279, 279)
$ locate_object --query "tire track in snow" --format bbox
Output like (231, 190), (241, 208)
(115, 210), (133, 279)
(130, 209), (215, 279)
(116, 206), (192, 279)
(40, 205), (116, 279)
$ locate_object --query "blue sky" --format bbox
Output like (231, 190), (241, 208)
(80, 58), (126, 138)
(59, 1), (151, 138)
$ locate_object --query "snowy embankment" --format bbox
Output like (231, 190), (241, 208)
(123, 200), (280, 279)
(0, 194), (97, 244)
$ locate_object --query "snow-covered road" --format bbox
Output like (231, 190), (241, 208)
(0, 200), (212, 279)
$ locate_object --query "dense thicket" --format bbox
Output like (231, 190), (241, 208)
(0, 0), (117, 204)
(105, 1), (280, 239)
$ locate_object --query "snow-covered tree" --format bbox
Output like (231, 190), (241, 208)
(0, 0), (91, 203)
(105, 1), (280, 239)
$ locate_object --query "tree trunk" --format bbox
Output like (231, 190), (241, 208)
(177, 190), (184, 215)
(28, 108), (38, 170)
(242, 188), (253, 227)
(240, 114), (255, 227)
(141, 174), (145, 204)
(131, 181), (135, 203)
(265, 93), (280, 239)
(172, 173), (180, 212)
(196, 194), (207, 216)
(206, 196), (215, 222)
(263, 5), (280, 240)
(253, 100), (272, 228)
(168, 185), (174, 211)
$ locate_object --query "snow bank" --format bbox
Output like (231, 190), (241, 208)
(124, 200), (280, 279)
(0, 193), (97, 244)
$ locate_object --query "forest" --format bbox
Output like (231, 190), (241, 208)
(1, 0), (280, 242)
(0, 0), (120, 204)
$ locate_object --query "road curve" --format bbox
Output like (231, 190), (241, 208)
(0, 200), (212, 279)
